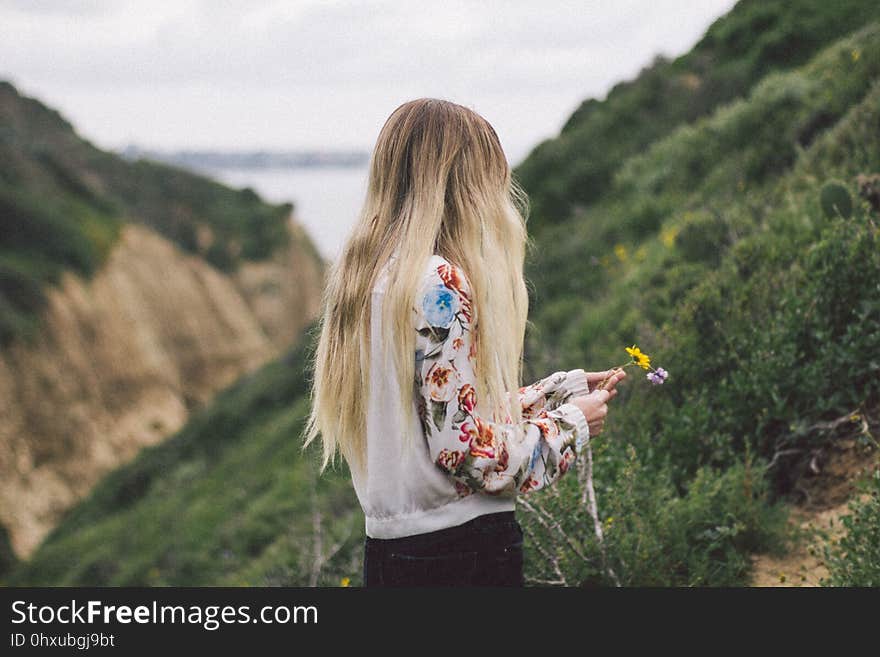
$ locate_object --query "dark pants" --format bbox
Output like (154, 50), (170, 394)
(363, 511), (524, 587)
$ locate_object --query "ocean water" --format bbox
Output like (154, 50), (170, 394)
(206, 165), (369, 262)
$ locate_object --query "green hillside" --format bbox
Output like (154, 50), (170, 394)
(516, 21), (880, 585)
(0, 81), (297, 343)
(517, 0), (880, 235)
(8, 0), (880, 586)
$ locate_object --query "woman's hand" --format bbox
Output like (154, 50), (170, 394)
(570, 369), (627, 437)
(586, 368), (627, 397)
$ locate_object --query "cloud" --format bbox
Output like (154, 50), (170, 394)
(0, 0), (116, 16)
(0, 0), (737, 161)
(1, 0), (734, 89)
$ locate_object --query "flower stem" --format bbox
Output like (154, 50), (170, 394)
(596, 360), (662, 390)
(595, 363), (631, 390)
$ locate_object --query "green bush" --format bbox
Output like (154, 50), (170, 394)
(0, 185), (121, 343)
(205, 241), (236, 272)
(820, 179), (854, 218)
(0, 186), (106, 276)
(521, 446), (789, 587)
(822, 469), (880, 586)
(674, 211), (732, 266)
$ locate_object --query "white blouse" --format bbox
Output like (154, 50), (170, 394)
(348, 253), (590, 539)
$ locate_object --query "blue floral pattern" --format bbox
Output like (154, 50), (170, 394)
(422, 283), (459, 328)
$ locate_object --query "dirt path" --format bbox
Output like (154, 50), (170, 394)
(751, 502), (849, 586)
(750, 433), (877, 587)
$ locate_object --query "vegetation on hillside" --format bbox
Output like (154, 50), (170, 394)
(517, 0), (880, 235)
(0, 81), (296, 344)
(516, 24), (880, 585)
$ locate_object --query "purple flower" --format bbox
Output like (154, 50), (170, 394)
(647, 367), (669, 385)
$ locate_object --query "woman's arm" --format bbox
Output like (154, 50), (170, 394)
(517, 369), (589, 419)
(413, 259), (589, 497)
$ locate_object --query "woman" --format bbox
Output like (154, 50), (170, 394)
(304, 98), (625, 587)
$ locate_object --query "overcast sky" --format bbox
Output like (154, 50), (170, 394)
(1, 0), (737, 166)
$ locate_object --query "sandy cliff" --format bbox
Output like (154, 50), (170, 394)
(0, 222), (324, 557)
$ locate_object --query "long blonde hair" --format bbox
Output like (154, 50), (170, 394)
(303, 98), (532, 472)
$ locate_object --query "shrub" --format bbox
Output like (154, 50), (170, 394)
(820, 179), (854, 218)
(521, 446), (789, 587)
(822, 469), (880, 586)
(857, 173), (880, 212)
(674, 211), (732, 266)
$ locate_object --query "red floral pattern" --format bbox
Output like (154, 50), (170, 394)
(425, 362), (459, 402)
(469, 417), (496, 459)
(437, 448), (466, 473)
(458, 384), (476, 413)
(559, 449), (576, 475)
(458, 421), (478, 444)
(438, 262), (473, 322)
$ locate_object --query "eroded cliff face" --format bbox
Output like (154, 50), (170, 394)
(233, 220), (325, 347)
(0, 223), (324, 557)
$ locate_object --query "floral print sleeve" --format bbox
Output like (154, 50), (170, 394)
(517, 369), (590, 419)
(413, 258), (590, 497)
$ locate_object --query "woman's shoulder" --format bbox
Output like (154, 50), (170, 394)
(415, 254), (475, 331)
(376, 252), (473, 298)
(422, 254), (472, 295)
(374, 253), (458, 293)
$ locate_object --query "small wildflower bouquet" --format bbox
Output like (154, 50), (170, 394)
(597, 344), (669, 389)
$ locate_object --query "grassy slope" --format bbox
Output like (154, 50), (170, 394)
(0, 81), (298, 343)
(8, 4), (880, 587)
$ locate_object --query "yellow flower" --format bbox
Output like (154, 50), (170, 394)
(661, 226), (680, 248)
(625, 345), (651, 370)
(340, 577), (351, 587)
(852, 48), (861, 62)
(614, 244), (628, 262)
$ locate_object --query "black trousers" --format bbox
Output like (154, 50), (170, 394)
(363, 511), (524, 587)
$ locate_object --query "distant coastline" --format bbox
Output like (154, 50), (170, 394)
(120, 145), (370, 171)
